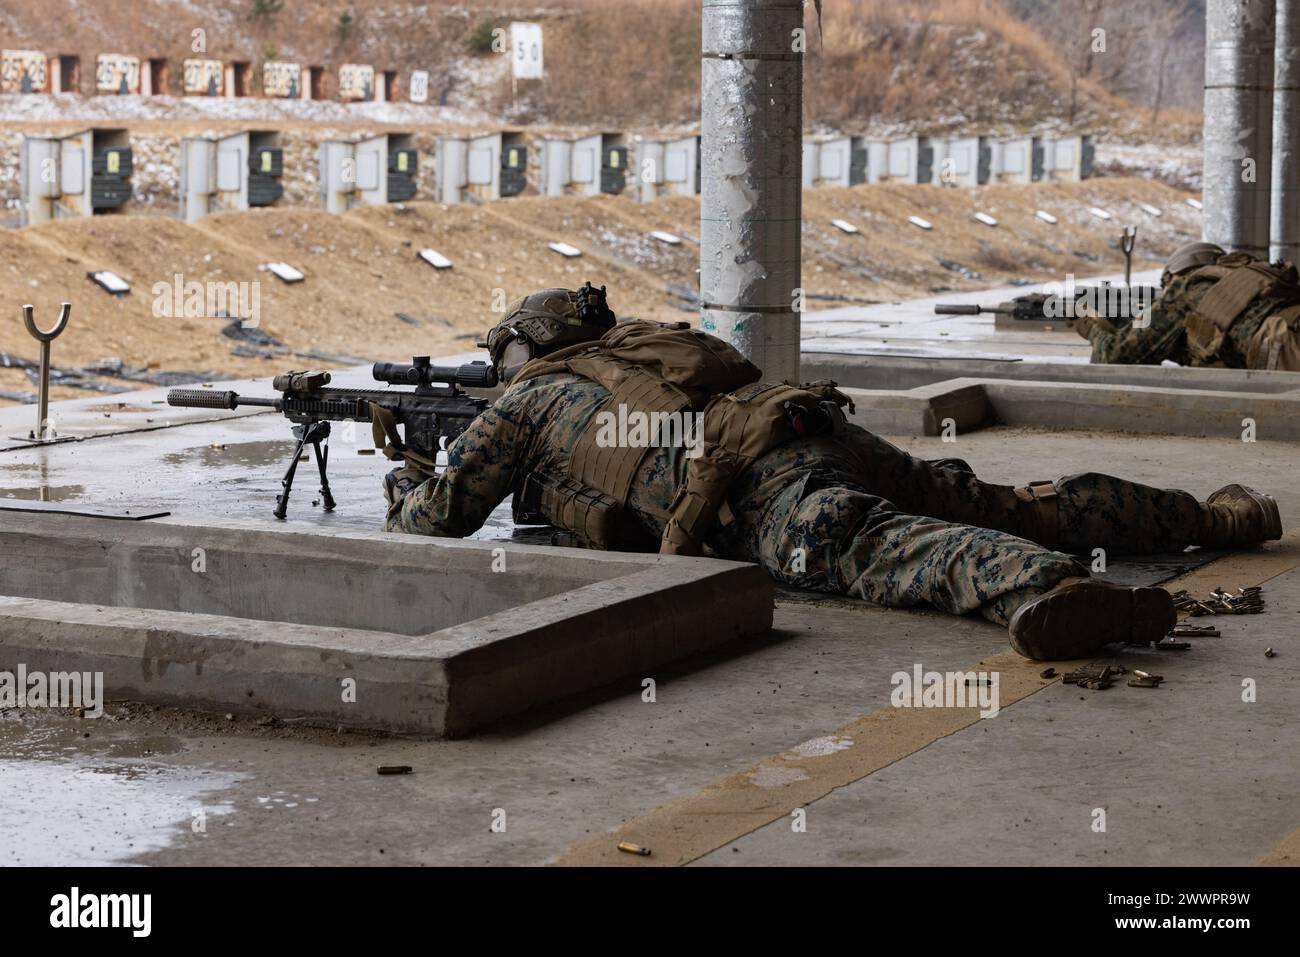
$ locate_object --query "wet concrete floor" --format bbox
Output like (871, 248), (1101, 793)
(1, 424), (1295, 865)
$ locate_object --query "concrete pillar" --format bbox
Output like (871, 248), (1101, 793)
(699, 0), (802, 381)
(1272, 0), (1300, 260)
(1204, 0), (1276, 256)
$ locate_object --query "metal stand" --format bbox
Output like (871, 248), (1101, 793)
(19, 302), (71, 442)
(274, 420), (336, 520)
(1120, 226), (1137, 286)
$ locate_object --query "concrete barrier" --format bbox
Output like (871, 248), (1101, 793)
(0, 512), (772, 736)
(806, 351), (1300, 394)
(824, 355), (1300, 440)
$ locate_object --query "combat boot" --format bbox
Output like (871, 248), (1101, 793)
(1007, 577), (1176, 660)
(1198, 485), (1283, 547)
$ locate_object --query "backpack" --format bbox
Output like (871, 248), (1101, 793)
(513, 319), (762, 406)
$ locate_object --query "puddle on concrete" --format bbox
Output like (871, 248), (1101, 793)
(83, 404), (156, 415)
(785, 735), (855, 759)
(0, 718), (242, 865)
(161, 440), (296, 469)
(0, 485), (86, 502)
(0, 759), (241, 864)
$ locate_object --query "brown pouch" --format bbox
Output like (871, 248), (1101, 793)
(516, 472), (623, 549)
(1246, 303), (1300, 371)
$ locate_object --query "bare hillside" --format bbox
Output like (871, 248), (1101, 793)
(0, 177), (1198, 405)
(0, 0), (1194, 140)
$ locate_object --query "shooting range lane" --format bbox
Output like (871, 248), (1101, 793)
(800, 268), (1160, 361)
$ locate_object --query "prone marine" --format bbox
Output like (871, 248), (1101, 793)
(384, 282), (1283, 661)
(1077, 240), (1300, 369)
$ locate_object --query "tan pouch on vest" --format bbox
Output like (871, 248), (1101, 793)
(1246, 303), (1300, 371)
(661, 381), (854, 556)
(514, 472), (623, 549)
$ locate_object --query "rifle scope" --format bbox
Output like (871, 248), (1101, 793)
(372, 357), (499, 389)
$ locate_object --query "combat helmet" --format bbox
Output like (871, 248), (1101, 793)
(483, 281), (616, 381)
(1163, 241), (1226, 285)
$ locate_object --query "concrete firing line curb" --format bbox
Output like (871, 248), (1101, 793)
(0, 512), (775, 736)
(840, 377), (1300, 441)
(551, 534), (1300, 867)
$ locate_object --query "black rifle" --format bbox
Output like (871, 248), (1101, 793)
(934, 284), (1160, 323)
(167, 357), (498, 519)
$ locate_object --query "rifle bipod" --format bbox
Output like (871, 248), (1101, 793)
(274, 419), (337, 520)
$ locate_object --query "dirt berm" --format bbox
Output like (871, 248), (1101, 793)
(0, 177), (1197, 405)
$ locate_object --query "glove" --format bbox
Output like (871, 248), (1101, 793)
(1072, 311), (1116, 340)
(383, 466), (431, 508)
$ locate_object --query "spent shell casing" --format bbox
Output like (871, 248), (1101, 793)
(618, 842), (651, 856)
(1128, 676), (1163, 688)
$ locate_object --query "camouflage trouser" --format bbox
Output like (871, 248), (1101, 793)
(710, 428), (1203, 625)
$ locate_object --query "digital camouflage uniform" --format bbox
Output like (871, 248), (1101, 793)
(1086, 271), (1282, 367)
(385, 373), (1205, 626)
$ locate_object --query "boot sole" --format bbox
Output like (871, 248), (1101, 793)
(1008, 581), (1176, 661)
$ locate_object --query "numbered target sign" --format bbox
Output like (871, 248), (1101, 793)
(510, 22), (543, 80)
(1, 50), (49, 93)
(408, 69), (429, 103)
(338, 63), (375, 101)
(262, 61), (301, 98)
(182, 58), (223, 95)
(97, 54), (142, 94)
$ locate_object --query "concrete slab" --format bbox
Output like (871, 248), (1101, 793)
(0, 512), (772, 736)
(695, 563), (1300, 867)
(0, 427), (1295, 866)
(805, 350), (1300, 394)
(839, 375), (1300, 440)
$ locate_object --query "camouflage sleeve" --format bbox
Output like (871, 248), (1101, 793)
(384, 396), (533, 537)
(1086, 297), (1186, 365)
